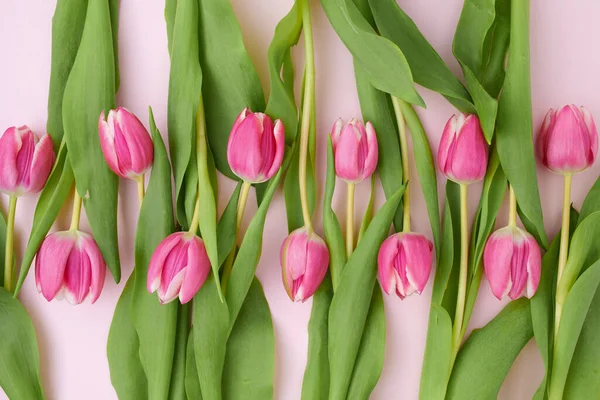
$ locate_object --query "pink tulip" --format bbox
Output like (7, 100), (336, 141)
(227, 108), (285, 183)
(377, 232), (433, 299)
(280, 227), (329, 302)
(35, 230), (106, 305)
(483, 226), (541, 300)
(438, 114), (488, 184)
(147, 232), (211, 304)
(0, 126), (55, 196)
(98, 107), (154, 179)
(331, 118), (378, 183)
(537, 105), (598, 174)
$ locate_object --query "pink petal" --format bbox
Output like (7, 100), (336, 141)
(79, 232), (106, 304)
(449, 115), (488, 183)
(331, 118), (344, 150)
(115, 107), (154, 177)
(178, 236), (210, 304)
(28, 133), (55, 193)
(378, 234), (401, 295)
(35, 231), (76, 302)
(580, 106), (598, 167)
(525, 235), (542, 298)
(227, 112), (264, 182)
(159, 269), (187, 304)
(295, 233), (329, 302)
(63, 246), (93, 305)
(0, 127), (22, 194)
(362, 122), (379, 180)
(401, 233), (433, 296)
(264, 119), (285, 180)
(483, 228), (515, 300)
(334, 123), (363, 182)
(438, 115), (459, 178)
(147, 232), (184, 293)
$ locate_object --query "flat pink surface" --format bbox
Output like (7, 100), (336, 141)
(1, 0), (599, 399)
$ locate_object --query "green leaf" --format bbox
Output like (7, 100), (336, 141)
(419, 304), (453, 400)
(358, 177), (376, 240)
(479, 0), (511, 98)
(328, 184), (405, 400)
(222, 279), (274, 400)
(46, 0), (89, 147)
(165, 0), (178, 55)
(0, 209), (5, 287)
(168, 304), (190, 400)
(62, 0), (120, 281)
(320, 0), (424, 106)
(284, 140), (316, 232)
(185, 332), (203, 400)
(495, 0), (547, 249)
(354, 62), (403, 231)
(217, 183), (243, 266)
(549, 261), (600, 399)
(0, 289), (44, 400)
(15, 144), (74, 295)
(301, 275), (333, 400)
(368, 0), (474, 112)
(579, 175), (600, 222)
(447, 299), (533, 399)
(198, 0), (266, 178)
(346, 286), (386, 399)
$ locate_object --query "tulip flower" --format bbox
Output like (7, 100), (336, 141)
(438, 113), (488, 184)
(147, 232), (211, 304)
(227, 108), (285, 184)
(377, 232), (433, 299)
(35, 230), (106, 305)
(331, 118), (378, 184)
(0, 125), (55, 196)
(537, 105), (597, 175)
(98, 107), (154, 180)
(483, 226), (541, 300)
(280, 227), (330, 302)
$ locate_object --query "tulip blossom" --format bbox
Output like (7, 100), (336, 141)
(537, 105), (598, 175)
(0, 125), (55, 196)
(98, 107), (154, 179)
(280, 227), (329, 302)
(377, 232), (433, 299)
(35, 230), (106, 305)
(227, 108), (285, 184)
(147, 232), (211, 304)
(331, 118), (378, 183)
(438, 113), (488, 184)
(483, 226), (541, 300)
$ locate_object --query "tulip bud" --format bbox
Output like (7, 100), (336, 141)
(147, 232), (211, 304)
(0, 126), (55, 196)
(483, 226), (541, 300)
(377, 232), (433, 299)
(438, 114), (488, 184)
(227, 108), (285, 184)
(537, 105), (598, 174)
(98, 107), (154, 179)
(35, 230), (106, 305)
(331, 118), (378, 183)
(280, 227), (329, 302)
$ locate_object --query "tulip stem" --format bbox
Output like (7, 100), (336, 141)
(451, 183), (470, 363)
(391, 96), (411, 232)
(508, 184), (517, 227)
(3, 196), (17, 292)
(69, 190), (83, 231)
(346, 183), (355, 258)
(298, 0), (315, 233)
(135, 174), (145, 207)
(554, 174), (572, 343)
(188, 191), (201, 235)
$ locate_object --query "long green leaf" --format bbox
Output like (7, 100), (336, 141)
(419, 304), (453, 400)
(62, 0), (120, 281)
(328, 185), (405, 400)
(185, 332), (203, 400)
(168, 304), (190, 400)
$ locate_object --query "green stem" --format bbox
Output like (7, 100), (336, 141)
(221, 181), (252, 294)
(3, 196), (17, 292)
(69, 190), (83, 231)
(188, 191), (201, 235)
(508, 184), (517, 227)
(135, 174), (145, 208)
(391, 96), (411, 232)
(298, 0), (315, 233)
(346, 183), (355, 258)
(451, 183), (470, 363)
(553, 174), (572, 343)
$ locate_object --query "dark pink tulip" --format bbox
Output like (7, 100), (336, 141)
(280, 227), (329, 302)
(537, 105), (598, 174)
(483, 226), (541, 300)
(147, 232), (211, 304)
(438, 114), (488, 184)
(35, 231), (106, 305)
(377, 232), (433, 299)
(331, 118), (378, 183)
(99, 107), (154, 179)
(227, 108), (285, 183)
(0, 126), (55, 196)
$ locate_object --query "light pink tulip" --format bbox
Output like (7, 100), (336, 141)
(377, 232), (433, 299)
(483, 226), (541, 300)
(147, 232), (211, 304)
(331, 118), (378, 183)
(0, 126), (55, 196)
(227, 108), (285, 183)
(35, 230), (106, 305)
(537, 105), (598, 174)
(438, 114), (488, 184)
(280, 227), (329, 302)
(99, 107), (154, 179)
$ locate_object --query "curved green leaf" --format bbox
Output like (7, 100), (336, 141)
(419, 304), (453, 400)
(168, 304), (190, 400)
(184, 332), (203, 400)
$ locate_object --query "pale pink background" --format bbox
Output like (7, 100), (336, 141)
(1, 0), (599, 399)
